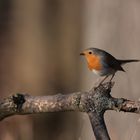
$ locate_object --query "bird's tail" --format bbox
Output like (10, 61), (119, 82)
(118, 59), (140, 65)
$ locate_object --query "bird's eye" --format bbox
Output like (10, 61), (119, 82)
(89, 52), (92, 54)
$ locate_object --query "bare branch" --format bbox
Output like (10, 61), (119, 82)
(0, 82), (140, 140)
(88, 112), (110, 140)
(117, 99), (140, 113)
(0, 92), (83, 121)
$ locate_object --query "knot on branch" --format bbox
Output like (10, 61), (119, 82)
(80, 82), (114, 113)
(12, 93), (26, 111)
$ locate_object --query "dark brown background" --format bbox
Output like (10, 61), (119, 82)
(0, 0), (140, 140)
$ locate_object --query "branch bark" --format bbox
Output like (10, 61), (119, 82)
(0, 82), (140, 140)
(88, 112), (110, 140)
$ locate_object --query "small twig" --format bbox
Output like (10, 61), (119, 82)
(120, 100), (140, 113)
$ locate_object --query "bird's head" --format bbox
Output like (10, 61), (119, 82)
(80, 48), (102, 70)
(80, 48), (100, 56)
(80, 48), (98, 61)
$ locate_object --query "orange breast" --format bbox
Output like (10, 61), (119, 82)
(85, 54), (102, 71)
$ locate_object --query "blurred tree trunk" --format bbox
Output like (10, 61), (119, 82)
(34, 1), (83, 140)
(0, 0), (83, 140)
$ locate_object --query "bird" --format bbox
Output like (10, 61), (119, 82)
(80, 48), (140, 85)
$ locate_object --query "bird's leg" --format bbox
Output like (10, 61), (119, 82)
(109, 73), (115, 82)
(99, 75), (109, 85)
(94, 74), (115, 89)
(93, 76), (109, 90)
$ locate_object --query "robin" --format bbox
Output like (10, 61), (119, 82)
(80, 48), (139, 84)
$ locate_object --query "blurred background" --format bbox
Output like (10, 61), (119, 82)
(0, 0), (140, 140)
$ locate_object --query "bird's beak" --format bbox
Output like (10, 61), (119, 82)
(80, 52), (85, 56)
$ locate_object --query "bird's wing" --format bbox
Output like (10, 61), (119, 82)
(102, 52), (125, 72)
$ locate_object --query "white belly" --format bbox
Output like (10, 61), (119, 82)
(92, 69), (102, 76)
(92, 68), (115, 76)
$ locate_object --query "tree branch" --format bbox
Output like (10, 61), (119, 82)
(88, 112), (110, 140)
(0, 82), (140, 140)
(0, 92), (83, 120)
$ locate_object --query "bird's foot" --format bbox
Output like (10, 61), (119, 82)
(93, 82), (104, 90)
(93, 80), (114, 91)
(92, 78), (103, 90)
